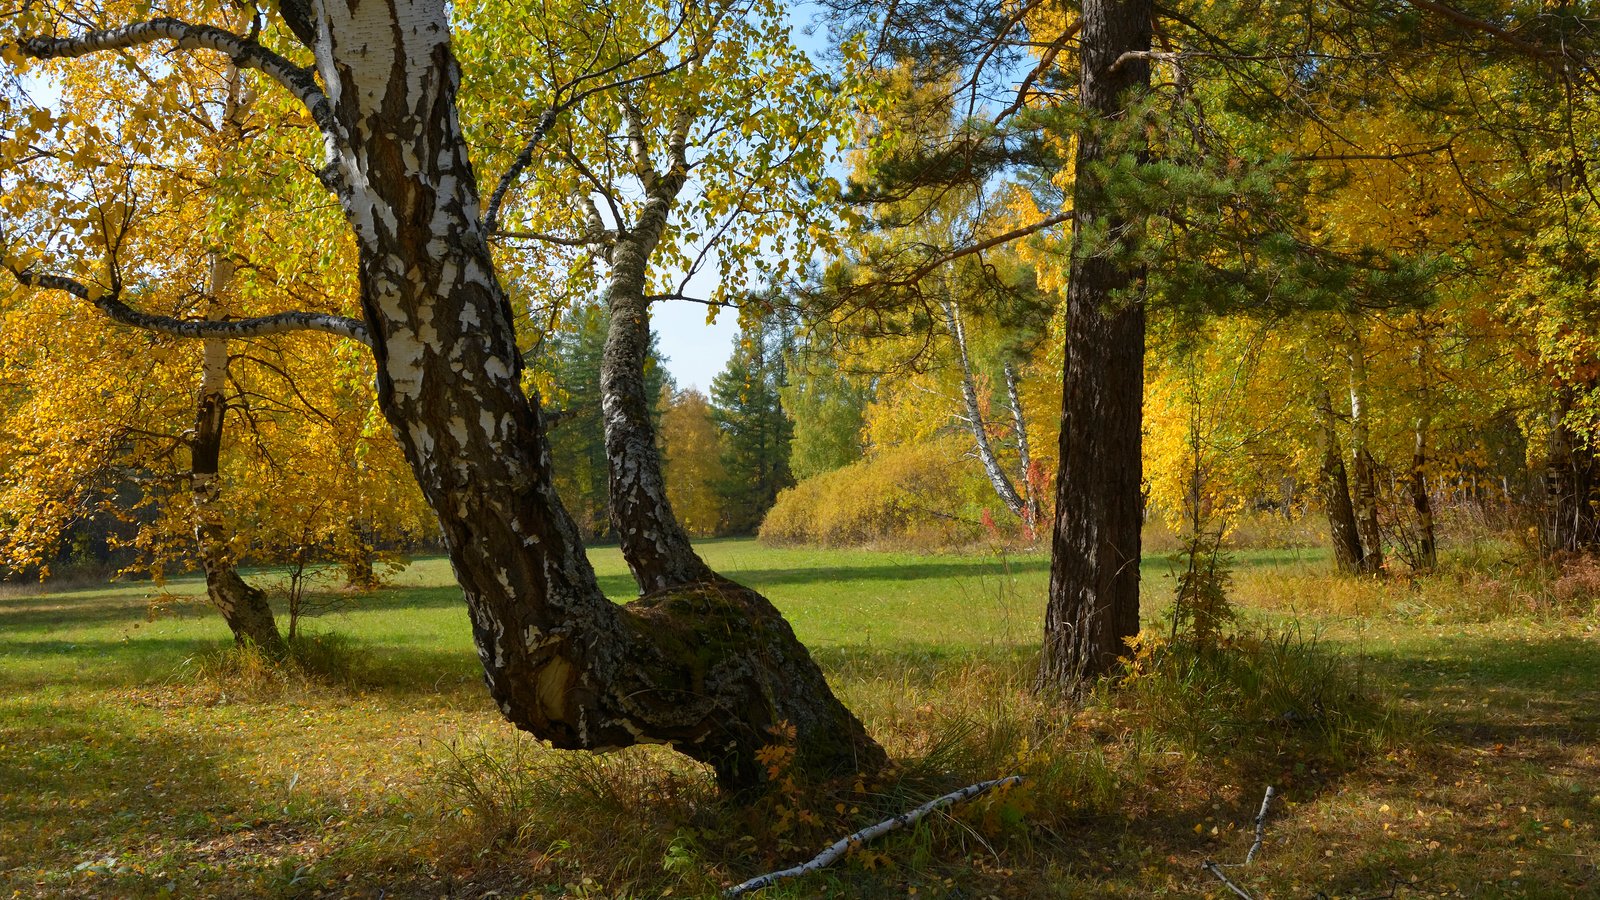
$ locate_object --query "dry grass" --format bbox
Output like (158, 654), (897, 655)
(1, 540), (1597, 897)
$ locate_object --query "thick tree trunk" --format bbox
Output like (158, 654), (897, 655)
(1315, 386), (1365, 574)
(1545, 386), (1600, 554)
(1346, 325), (1384, 574)
(289, 0), (880, 788)
(1037, 0), (1152, 693)
(939, 296), (1029, 522)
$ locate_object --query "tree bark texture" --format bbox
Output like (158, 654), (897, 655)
(1003, 362), (1042, 535)
(1316, 387), (1365, 575)
(269, 0), (879, 788)
(1409, 418), (1438, 571)
(1037, 0), (1152, 694)
(598, 139), (714, 593)
(191, 308), (287, 655)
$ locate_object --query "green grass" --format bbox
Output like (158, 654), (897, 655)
(1, 538), (1597, 898)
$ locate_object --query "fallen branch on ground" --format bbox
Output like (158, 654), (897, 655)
(1201, 785), (1277, 900)
(723, 775), (1024, 897)
(1202, 859), (1255, 899)
(1246, 785), (1276, 864)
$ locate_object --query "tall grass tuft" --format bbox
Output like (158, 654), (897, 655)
(1105, 627), (1405, 768)
(176, 630), (366, 698)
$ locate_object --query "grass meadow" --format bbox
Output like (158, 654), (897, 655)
(1, 538), (1597, 897)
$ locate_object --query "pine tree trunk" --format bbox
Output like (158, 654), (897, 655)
(275, 0), (880, 788)
(1315, 386), (1365, 574)
(1037, 0), (1152, 693)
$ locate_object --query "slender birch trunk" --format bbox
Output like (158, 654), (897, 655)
(189, 64), (285, 654)
(1003, 362), (1041, 535)
(938, 294), (1029, 522)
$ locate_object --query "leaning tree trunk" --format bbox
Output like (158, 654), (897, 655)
(939, 294), (1029, 523)
(1316, 386), (1365, 575)
(280, 0), (880, 789)
(1003, 362), (1042, 536)
(1037, 0), (1152, 694)
(597, 149), (715, 593)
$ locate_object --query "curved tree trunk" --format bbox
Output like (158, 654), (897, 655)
(1036, 0), (1152, 694)
(279, 1), (881, 789)
(1316, 386), (1365, 574)
(596, 122), (715, 592)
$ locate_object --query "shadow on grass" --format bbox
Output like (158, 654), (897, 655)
(0, 701), (330, 896)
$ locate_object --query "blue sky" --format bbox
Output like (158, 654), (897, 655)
(654, 296), (743, 393)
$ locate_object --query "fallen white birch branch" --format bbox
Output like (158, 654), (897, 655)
(1201, 784), (1277, 900)
(1202, 859), (1255, 899)
(723, 775), (1025, 897)
(1245, 786), (1276, 864)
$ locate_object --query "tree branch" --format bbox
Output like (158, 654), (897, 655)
(16, 18), (340, 140)
(1405, 0), (1572, 68)
(9, 268), (371, 346)
(880, 211), (1072, 288)
(723, 776), (1024, 897)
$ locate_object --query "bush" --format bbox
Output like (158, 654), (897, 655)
(1105, 628), (1404, 767)
(759, 436), (1006, 548)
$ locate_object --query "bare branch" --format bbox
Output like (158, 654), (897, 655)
(1405, 0), (1574, 69)
(494, 227), (614, 247)
(1245, 785), (1276, 865)
(17, 19), (339, 140)
(9, 268), (371, 346)
(645, 292), (736, 309)
(879, 210), (1072, 288)
(724, 776), (1024, 897)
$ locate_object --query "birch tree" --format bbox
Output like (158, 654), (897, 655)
(1, 0), (882, 788)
